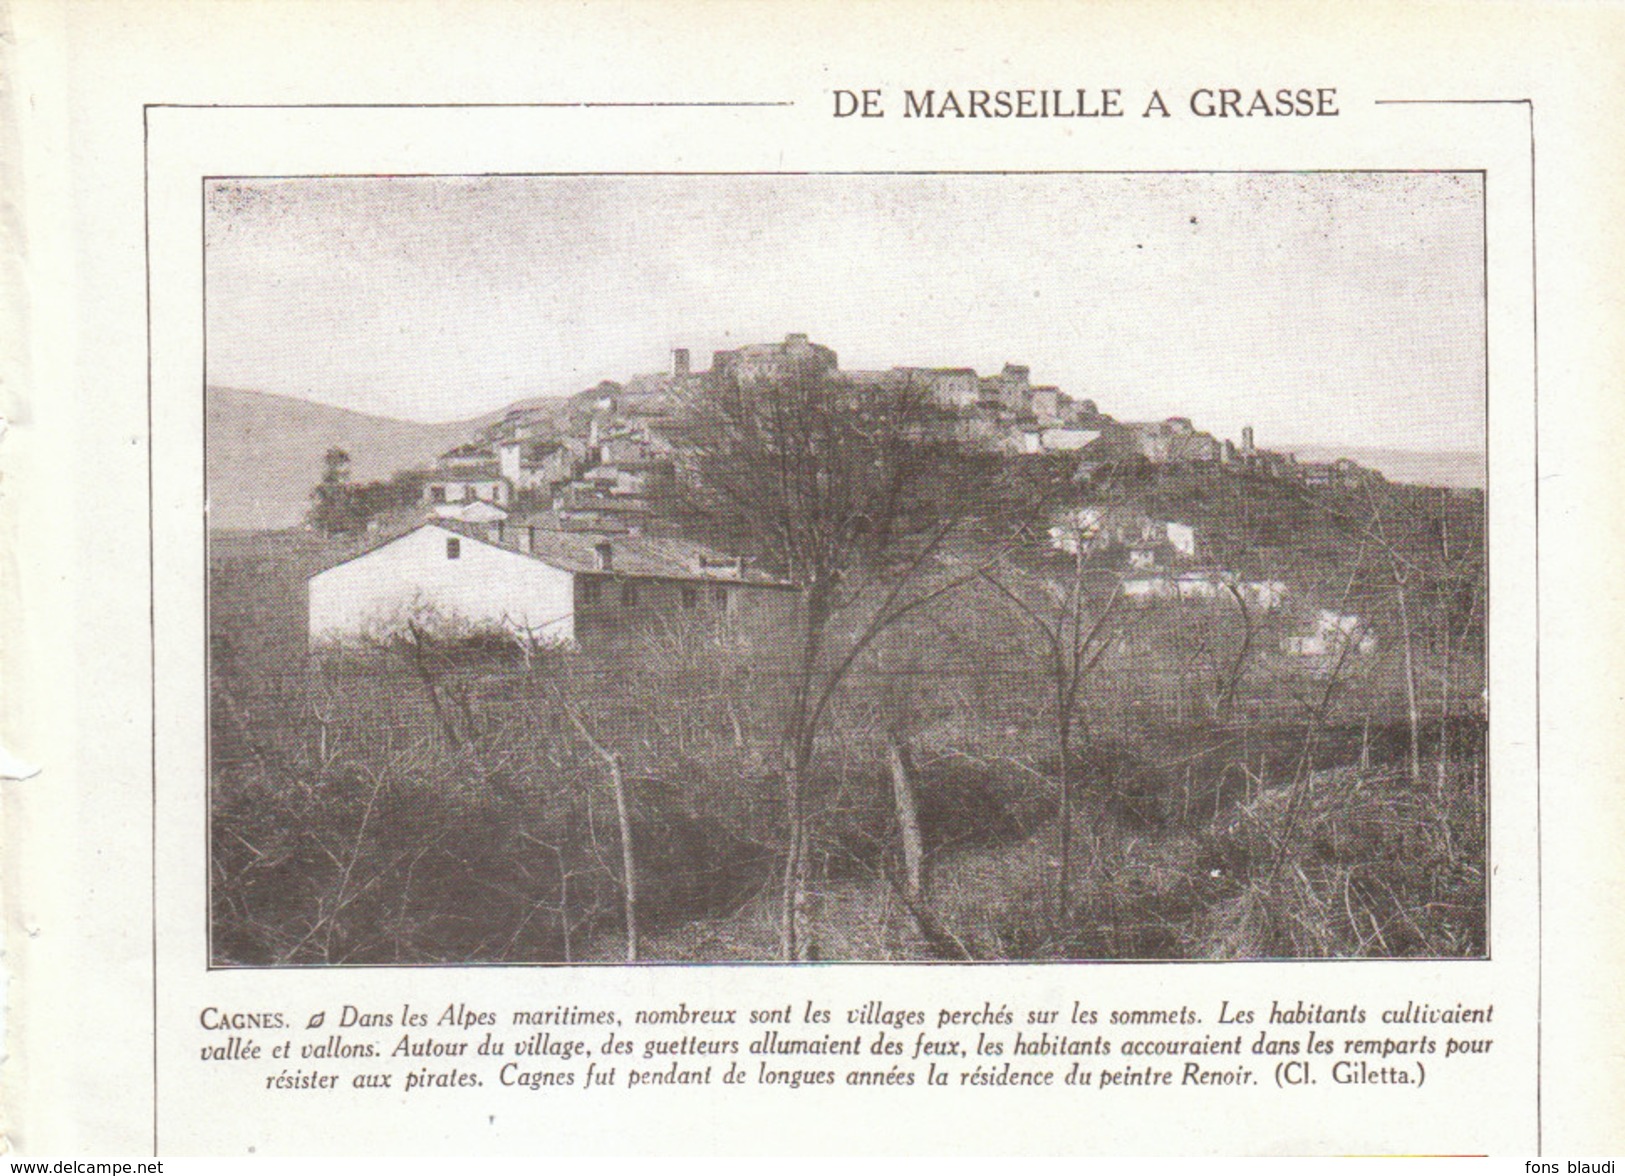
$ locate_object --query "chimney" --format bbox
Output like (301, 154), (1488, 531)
(673, 347), (691, 377)
(595, 540), (613, 571)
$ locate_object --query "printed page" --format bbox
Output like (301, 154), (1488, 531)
(2, 0), (1622, 1158)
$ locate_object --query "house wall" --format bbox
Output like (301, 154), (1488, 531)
(924, 370), (979, 409)
(1130, 428), (1173, 464)
(1040, 427), (1100, 452)
(497, 443), (523, 484)
(572, 572), (798, 646)
(534, 448), (578, 487)
(425, 477), (512, 506)
(1240, 580), (1287, 610)
(1165, 522), (1197, 558)
(1175, 574), (1221, 600)
(1123, 576), (1176, 603)
(309, 524), (575, 645)
(600, 435), (672, 467)
(431, 500), (508, 524)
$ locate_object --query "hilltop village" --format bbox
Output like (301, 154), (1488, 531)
(419, 332), (1378, 530)
(310, 333), (1390, 650)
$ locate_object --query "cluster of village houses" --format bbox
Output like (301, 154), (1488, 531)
(309, 334), (1378, 659)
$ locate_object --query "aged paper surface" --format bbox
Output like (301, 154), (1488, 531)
(3, 0), (1623, 1157)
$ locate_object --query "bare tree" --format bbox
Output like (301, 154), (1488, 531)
(677, 363), (1012, 959)
(1289, 475), (1485, 787)
(1427, 487), (1486, 793)
(979, 517), (1125, 926)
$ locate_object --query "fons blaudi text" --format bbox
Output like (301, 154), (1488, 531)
(833, 87), (1338, 120)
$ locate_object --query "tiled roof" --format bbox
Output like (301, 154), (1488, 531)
(429, 467), (505, 483)
(443, 520), (790, 587)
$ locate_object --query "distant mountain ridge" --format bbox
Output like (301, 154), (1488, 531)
(206, 387), (496, 529)
(1277, 443), (1485, 491)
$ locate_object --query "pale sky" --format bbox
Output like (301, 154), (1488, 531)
(205, 172), (1485, 454)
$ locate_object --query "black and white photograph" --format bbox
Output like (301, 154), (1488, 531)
(204, 172), (1488, 968)
(20, 0), (1625, 1159)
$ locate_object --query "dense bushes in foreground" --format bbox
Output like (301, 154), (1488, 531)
(210, 632), (1485, 964)
(209, 516), (1485, 964)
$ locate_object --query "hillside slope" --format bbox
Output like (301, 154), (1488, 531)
(206, 387), (485, 529)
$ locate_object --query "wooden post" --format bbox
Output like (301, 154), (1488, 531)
(558, 691), (639, 963)
(886, 729), (926, 903)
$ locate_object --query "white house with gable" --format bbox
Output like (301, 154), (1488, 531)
(310, 523), (576, 645)
(309, 520), (797, 648)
